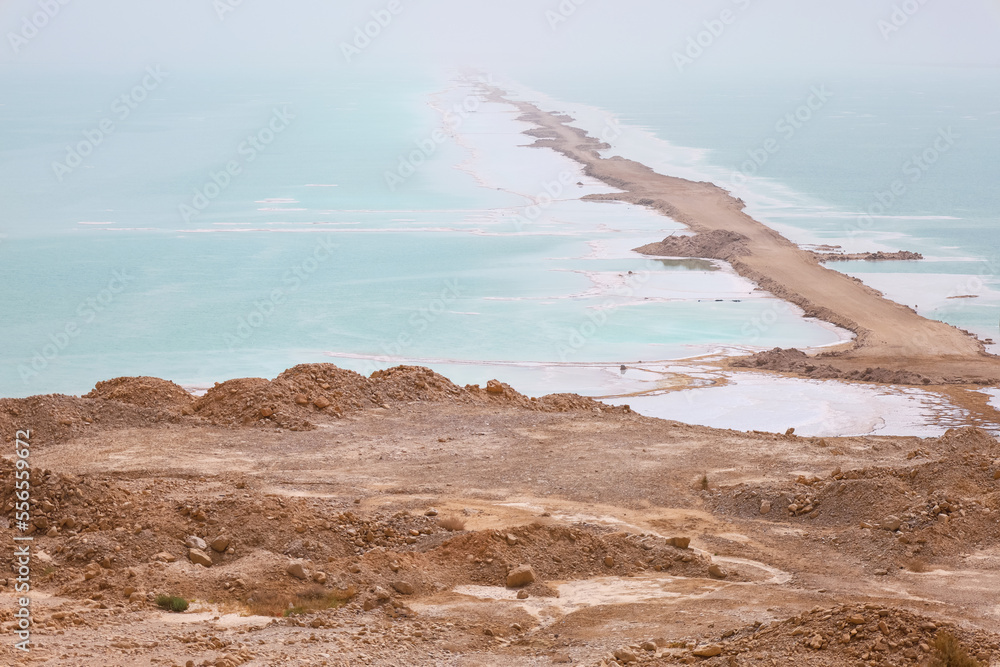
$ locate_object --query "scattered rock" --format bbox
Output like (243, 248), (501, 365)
(517, 590), (530, 600)
(188, 549), (212, 567)
(210, 536), (230, 553)
(152, 552), (176, 563)
(708, 564), (728, 579)
(604, 556), (615, 567)
(184, 535), (208, 551)
(392, 581), (415, 595)
(286, 561), (309, 580)
(506, 565), (536, 588)
(294, 394), (309, 406)
(313, 396), (331, 409)
(760, 500), (772, 515)
(486, 380), (504, 394)
(668, 537), (691, 549)
(506, 533), (518, 546)
(692, 644), (723, 658)
(882, 516), (902, 531)
(613, 648), (638, 663)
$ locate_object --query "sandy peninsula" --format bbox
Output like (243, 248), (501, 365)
(490, 87), (1000, 392)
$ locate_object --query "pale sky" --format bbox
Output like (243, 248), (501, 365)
(2, 0), (999, 73)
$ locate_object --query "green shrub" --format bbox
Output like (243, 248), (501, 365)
(155, 595), (189, 613)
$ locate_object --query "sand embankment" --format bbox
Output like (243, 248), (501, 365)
(494, 89), (999, 383)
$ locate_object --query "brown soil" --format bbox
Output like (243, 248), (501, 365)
(2, 366), (1000, 665)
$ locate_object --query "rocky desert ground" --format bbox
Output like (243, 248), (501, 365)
(2, 363), (1000, 666)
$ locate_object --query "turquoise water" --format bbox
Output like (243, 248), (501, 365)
(2, 66), (996, 398)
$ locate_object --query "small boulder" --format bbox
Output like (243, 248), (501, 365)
(374, 586), (391, 601)
(313, 396), (331, 409)
(259, 407), (274, 419)
(392, 581), (415, 595)
(152, 552), (176, 563)
(286, 561), (309, 580)
(506, 565), (536, 588)
(505, 533), (518, 546)
(210, 536), (230, 553)
(760, 500), (772, 515)
(692, 644), (723, 658)
(708, 564), (728, 579)
(669, 537), (691, 549)
(312, 571), (327, 584)
(516, 590), (530, 600)
(184, 535), (208, 551)
(188, 549), (212, 568)
(294, 394), (309, 406)
(486, 380), (504, 395)
(603, 556), (615, 567)
(882, 516), (902, 532)
(613, 649), (638, 663)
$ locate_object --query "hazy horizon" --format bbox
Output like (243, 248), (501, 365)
(2, 0), (1000, 76)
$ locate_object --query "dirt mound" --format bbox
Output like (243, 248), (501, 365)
(370, 365), (465, 403)
(708, 427), (1000, 568)
(190, 364), (629, 430)
(0, 394), (180, 448)
(673, 603), (999, 666)
(191, 364), (379, 430)
(84, 376), (194, 412)
(633, 229), (750, 261)
(731, 347), (934, 385)
(815, 250), (924, 262)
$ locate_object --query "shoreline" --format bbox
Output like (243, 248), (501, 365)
(488, 85), (1000, 385)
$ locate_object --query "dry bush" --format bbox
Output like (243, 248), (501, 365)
(928, 631), (981, 667)
(438, 516), (467, 531)
(246, 585), (355, 617)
